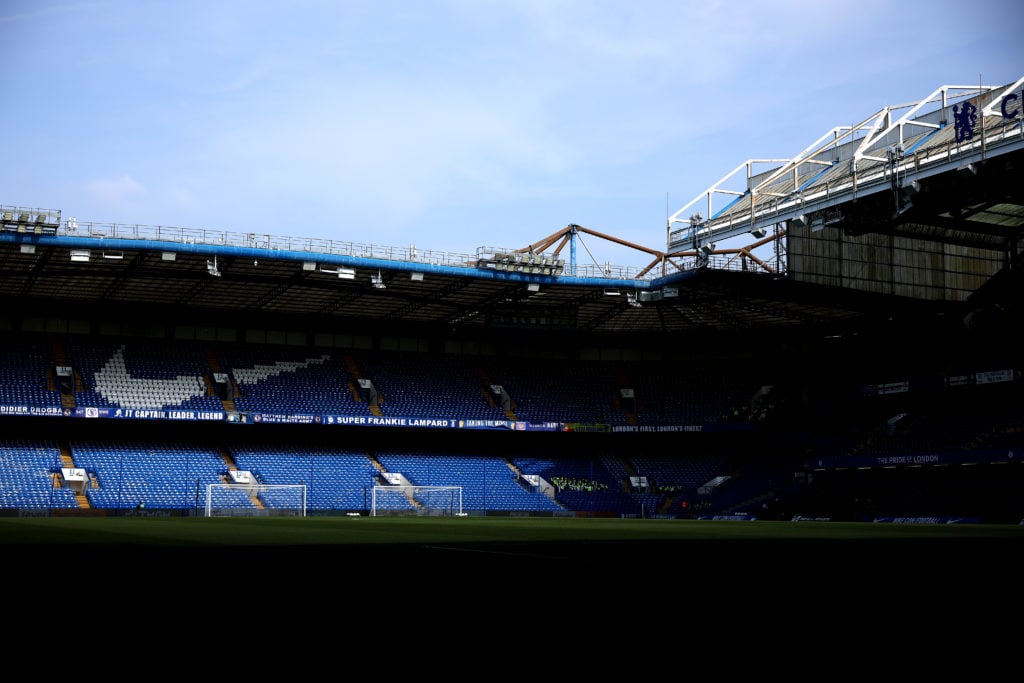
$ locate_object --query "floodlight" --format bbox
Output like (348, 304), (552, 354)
(70, 250), (91, 262)
(410, 272), (425, 281)
(526, 283), (540, 292)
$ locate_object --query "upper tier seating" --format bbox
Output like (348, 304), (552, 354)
(349, 351), (505, 420)
(0, 335), (64, 410)
(216, 346), (362, 416)
(65, 338), (223, 413)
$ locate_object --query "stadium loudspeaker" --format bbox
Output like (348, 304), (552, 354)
(750, 227), (768, 238)
(791, 215), (808, 227)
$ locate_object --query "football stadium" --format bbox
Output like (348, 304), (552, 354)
(2, 77), (1024, 584)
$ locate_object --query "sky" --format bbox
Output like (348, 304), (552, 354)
(1, 0), (1022, 271)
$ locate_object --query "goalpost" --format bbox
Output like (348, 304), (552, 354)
(371, 485), (463, 517)
(205, 483), (307, 517)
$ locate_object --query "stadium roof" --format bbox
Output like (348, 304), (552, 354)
(2, 78), (1021, 344)
(0, 224), (874, 339)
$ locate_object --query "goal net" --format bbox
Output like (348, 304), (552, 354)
(371, 485), (463, 517)
(205, 483), (307, 517)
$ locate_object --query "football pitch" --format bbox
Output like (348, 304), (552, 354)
(3, 515), (1020, 573)
(2, 514), (1022, 548)
(5, 515), (1021, 619)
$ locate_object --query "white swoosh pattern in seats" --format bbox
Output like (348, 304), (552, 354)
(231, 354), (330, 383)
(92, 347), (331, 410)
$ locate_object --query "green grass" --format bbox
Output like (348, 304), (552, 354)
(6, 515), (1021, 610)
(2, 514), (1021, 548)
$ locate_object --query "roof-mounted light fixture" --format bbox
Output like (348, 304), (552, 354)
(477, 250), (565, 276)
(319, 265), (356, 279)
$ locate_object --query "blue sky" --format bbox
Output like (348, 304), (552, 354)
(2, 0), (1021, 270)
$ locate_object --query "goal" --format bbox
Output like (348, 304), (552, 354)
(371, 485), (463, 517)
(204, 483), (307, 517)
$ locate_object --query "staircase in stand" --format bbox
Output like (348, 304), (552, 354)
(478, 366), (517, 419)
(218, 447), (264, 509)
(59, 442), (90, 508)
(51, 339), (78, 409)
(205, 347), (238, 412)
(614, 364), (638, 425)
(344, 355), (366, 404)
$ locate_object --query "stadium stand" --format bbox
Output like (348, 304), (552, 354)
(2, 76), (1024, 530)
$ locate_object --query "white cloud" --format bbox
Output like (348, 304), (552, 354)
(84, 175), (146, 206)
